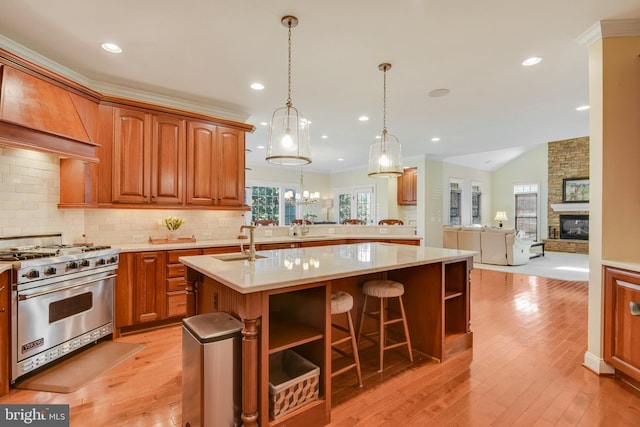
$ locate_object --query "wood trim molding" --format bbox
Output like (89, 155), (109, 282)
(0, 42), (253, 128)
(0, 120), (99, 163)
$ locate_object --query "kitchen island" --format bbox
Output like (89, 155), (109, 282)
(180, 242), (475, 426)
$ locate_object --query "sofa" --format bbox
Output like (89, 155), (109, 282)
(443, 226), (531, 266)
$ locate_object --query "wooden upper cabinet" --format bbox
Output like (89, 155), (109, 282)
(186, 122), (245, 206)
(151, 115), (185, 205)
(112, 108), (151, 203)
(217, 126), (245, 206)
(397, 167), (417, 205)
(186, 121), (217, 205)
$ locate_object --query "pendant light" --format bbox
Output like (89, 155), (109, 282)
(368, 63), (402, 178)
(266, 15), (312, 166)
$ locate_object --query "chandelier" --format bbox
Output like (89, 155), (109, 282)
(284, 170), (319, 205)
(368, 63), (402, 178)
(266, 15), (312, 166)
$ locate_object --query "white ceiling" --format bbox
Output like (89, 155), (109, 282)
(1, 1), (639, 174)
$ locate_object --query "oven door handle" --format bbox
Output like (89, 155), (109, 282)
(17, 274), (117, 300)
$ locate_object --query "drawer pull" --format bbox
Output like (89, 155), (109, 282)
(630, 302), (640, 316)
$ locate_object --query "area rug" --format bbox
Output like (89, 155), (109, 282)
(15, 341), (145, 393)
(474, 251), (589, 281)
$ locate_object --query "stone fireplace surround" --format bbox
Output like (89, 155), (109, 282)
(544, 137), (589, 254)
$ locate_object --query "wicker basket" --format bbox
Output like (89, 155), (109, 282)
(269, 350), (320, 419)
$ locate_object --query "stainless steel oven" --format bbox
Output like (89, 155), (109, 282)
(1, 234), (120, 382)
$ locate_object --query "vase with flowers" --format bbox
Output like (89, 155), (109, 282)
(164, 216), (185, 240)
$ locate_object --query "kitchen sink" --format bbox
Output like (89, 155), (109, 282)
(293, 234), (331, 239)
(212, 253), (267, 262)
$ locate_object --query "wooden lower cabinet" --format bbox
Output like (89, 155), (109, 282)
(133, 251), (166, 323)
(116, 246), (238, 333)
(0, 270), (9, 397)
(604, 266), (640, 384)
(166, 249), (201, 318)
(115, 251), (166, 333)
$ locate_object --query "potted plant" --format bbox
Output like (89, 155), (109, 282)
(164, 216), (185, 240)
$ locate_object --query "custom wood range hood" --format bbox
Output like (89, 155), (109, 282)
(0, 49), (101, 162)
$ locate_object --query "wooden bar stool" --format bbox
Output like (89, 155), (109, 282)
(357, 279), (413, 372)
(331, 291), (363, 387)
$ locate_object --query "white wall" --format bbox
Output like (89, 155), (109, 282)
(491, 144), (548, 237)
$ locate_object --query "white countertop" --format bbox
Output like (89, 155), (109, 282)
(114, 233), (421, 253)
(179, 242), (475, 294)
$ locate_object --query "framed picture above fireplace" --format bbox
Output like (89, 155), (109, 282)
(562, 177), (589, 203)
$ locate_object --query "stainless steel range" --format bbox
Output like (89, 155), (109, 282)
(1, 233), (120, 383)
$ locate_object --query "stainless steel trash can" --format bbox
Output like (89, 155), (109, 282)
(182, 312), (243, 427)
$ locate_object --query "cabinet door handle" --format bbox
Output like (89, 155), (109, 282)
(0, 286), (5, 292)
(630, 302), (640, 316)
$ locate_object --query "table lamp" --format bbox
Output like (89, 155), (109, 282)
(494, 211), (508, 228)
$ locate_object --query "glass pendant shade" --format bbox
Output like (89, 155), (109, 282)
(266, 104), (311, 165)
(368, 62), (402, 178)
(368, 131), (402, 177)
(266, 15), (312, 166)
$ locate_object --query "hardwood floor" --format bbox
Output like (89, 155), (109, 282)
(2, 268), (640, 426)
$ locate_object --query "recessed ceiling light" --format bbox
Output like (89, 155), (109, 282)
(260, 122), (268, 126)
(375, 135), (381, 139)
(431, 137), (441, 142)
(321, 135), (328, 139)
(428, 89), (450, 98)
(256, 145), (265, 149)
(358, 116), (369, 121)
(337, 158), (344, 162)
(522, 57), (542, 66)
(576, 105), (590, 111)
(101, 42), (122, 53)
(250, 82), (264, 90)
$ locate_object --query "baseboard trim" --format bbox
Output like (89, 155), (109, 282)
(583, 351), (615, 375)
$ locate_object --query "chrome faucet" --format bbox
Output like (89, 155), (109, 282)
(240, 225), (257, 261)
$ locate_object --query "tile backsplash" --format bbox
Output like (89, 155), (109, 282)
(0, 147), (245, 245)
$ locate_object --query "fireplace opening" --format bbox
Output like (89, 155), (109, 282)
(560, 214), (589, 240)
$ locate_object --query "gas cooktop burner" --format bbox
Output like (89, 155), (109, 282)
(0, 251), (57, 262)
(2, 245), (112, 258)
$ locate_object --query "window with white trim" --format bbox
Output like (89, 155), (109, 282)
(472, 183), (482, 225)
(335, 186), (375, 224)
(246, 183), (296, 225)
(449, 181), (462, 225)
(514, 183), (538, 240)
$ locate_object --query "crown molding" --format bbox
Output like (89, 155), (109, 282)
(0, 35), (249, 123)
(577, 18), (640, 46)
